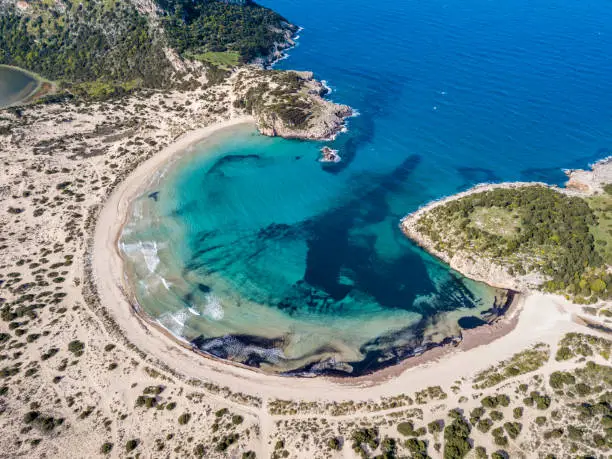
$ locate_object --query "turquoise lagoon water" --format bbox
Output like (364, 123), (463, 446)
(0, 66), (38, 108)
(121, 0), (612, 375)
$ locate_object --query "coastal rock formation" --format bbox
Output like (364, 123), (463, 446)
(401, 178), (612, 298)
(565, 157), (612, 194)
(254, 26), (298, 68)
(232, 68), (352, 141)
(319, 146), (341, 163)
(400, 186), (548, 292)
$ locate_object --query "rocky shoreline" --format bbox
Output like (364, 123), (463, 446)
(234, 68), (353, 140)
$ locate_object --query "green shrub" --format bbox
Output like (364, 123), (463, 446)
(351, 427), (379, 450)
(543, 428), (563, 440)
(555, 346), (574, 361)
(397, 421), (417, 436)
(143, 385), (164, 395)
(125, 439), (139, 452)
(215, 433), (239, 452)
(531, 391), (551, 410)
(503, 422), (522, 439)
(477, 418), (493, 433)
(493, 435), (508, 447)
(535, 416), (546, 426)
(405, 437), (428, 455)
(100, 442), (113, 454)
(496, 395), (510, 407)
(327, 437), (341, 450)
(443, 416), (471, 459)
(67, 340), (85, 357)
(178, 413), (191, 425)
(428, 419), (444, 434)
(481, 396), (498, 409)
(567, 425), (583, 440)
(24, 411), (40, 424)
(549, 371), (576, 389)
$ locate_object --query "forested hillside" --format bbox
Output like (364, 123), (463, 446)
(0, 0), (294, 90)
(0, 0), (173, 87)
(161, 0), (296, 63)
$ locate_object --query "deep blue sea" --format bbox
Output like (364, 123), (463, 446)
(120, 0), (612, 375)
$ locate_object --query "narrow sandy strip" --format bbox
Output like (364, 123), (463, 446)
(92, 118), (593, 403)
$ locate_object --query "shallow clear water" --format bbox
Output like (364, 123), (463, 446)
(0, 66), (37, 108)
(121, 0), (612, 375)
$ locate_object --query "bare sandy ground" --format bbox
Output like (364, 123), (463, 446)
(92, 118), (590, 402)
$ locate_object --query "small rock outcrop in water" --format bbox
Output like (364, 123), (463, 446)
(319, 146), (341, 163)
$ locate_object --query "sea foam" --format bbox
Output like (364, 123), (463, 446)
(203, 293), (224, 320)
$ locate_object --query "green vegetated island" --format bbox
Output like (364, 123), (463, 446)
(401, 159), (612, 303)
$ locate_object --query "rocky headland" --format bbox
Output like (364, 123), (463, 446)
(233, 69), (352, 140)
(401, 159), (612, 296)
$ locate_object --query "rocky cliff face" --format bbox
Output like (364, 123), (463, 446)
(255, 96), (352, 140)
(401, 214), (545, 292)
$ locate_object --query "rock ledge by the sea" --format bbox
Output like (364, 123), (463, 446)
(399, 182), (554, 292)
(231, 67), (353, 141)
(256, 74), (353, 141)
(565, 157), (612, 194)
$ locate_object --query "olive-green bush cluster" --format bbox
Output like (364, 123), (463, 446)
(351, 428), (379, 458)
(473, 344), (549, 388)
(397, 421), (426, 437)
(523, 391), (551, 410)
(443, 415), (472, 459)
(415, 385), (448, 404)
(23, 410), (64, 432)
(556, 333), (611, 361)
(481, 394), (510, 409)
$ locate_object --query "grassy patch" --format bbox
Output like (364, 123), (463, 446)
(192, 51), (240, 69)
(469, 206), (520, 238)
(586, 193), (612, 265)
(473, 343), (550, 389)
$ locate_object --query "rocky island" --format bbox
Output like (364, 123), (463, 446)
(319, 146), (342, 162)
